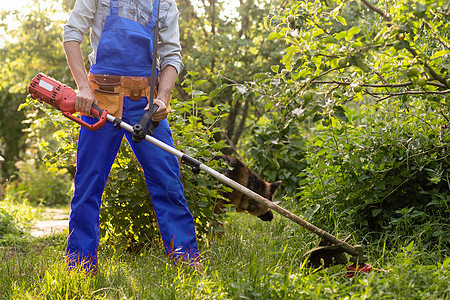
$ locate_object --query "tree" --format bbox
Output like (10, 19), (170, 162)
(252, 0), (448, 122)
(0, 0), (87, 179)
(177, 0), (286, 154)
(245, 0), (450, 244)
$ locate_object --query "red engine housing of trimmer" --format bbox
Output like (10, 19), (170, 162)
(29, 73), (107, 131)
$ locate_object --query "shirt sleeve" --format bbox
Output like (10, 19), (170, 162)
(158, 0), (184, 74)
(63, 0), (98, 43)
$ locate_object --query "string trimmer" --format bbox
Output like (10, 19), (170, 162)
(29, 73), (372, 276)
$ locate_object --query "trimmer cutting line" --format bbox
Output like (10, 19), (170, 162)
(29, 73), (372, 275)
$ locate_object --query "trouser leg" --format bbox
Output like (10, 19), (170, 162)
(123, 97), (200, 262)
(66, 116), (124, 270)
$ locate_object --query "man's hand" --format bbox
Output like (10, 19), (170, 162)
(146, 98), (168, 121)
(76, 87), (97, 116)
(145, 65), (177, 122)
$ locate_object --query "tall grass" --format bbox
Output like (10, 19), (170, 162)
(0, 212), (449, 299)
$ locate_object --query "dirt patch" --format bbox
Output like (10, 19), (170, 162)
(30, 208), (69, 237)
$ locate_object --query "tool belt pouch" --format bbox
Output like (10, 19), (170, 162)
(120, 76), (172, 111)
(121, 77), (150, 100)
(89, 74), (122, 118)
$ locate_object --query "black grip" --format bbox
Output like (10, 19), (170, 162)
(181, 154), (202, 174)
(132, 103), (160, 143)
(90, 103), (105, 120)
(145, 104), (160, 136)
(147, 121), (159, 136)
(150, 103), (159, 115)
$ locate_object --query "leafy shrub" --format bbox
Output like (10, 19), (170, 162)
(0, 198), (37, 243)
(237, 0), (450, 252)
(1, 96), (79, 208)
(4, 160), (72, 207)
(246, 113), (307, 198)
(0, 208), (22, 242)
(298, 98), (450, 248)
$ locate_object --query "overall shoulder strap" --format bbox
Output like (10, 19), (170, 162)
(148, 0), (160, 29)
(110, 0), (119, 15)
(131, 0), (160, 143)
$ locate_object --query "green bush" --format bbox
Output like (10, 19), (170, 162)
(298, 98), (450, 248)
(246, 113), (307, 198)
(0, 208), (22, 242)
(4, 160), (72, 207)
(0, 198), (37, 243)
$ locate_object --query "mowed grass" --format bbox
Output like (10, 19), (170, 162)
(0, 212), (449, 299)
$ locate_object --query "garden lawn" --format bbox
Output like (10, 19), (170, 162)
(0, 212), (449, 299)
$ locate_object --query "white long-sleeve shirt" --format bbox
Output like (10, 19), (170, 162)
(63, 0), (184, 74)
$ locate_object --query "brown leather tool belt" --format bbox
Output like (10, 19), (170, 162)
(121, 76), (152, 100)
(88, 73), (170, 118)
(89, 74), (157, 100)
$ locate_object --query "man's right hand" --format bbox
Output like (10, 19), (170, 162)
(75, 87), (97, 116)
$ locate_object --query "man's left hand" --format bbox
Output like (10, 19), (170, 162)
(146, 98), (168, 121)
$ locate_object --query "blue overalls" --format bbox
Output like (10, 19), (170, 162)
(66, 0), (199, 271)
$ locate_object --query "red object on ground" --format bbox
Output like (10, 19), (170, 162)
(346, 263), (373, 278)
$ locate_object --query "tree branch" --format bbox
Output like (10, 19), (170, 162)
(360, 0), (391, 22)
(405, 46), (447, 86)
(223, 131), (243, 160)
(372, 89), (450, 103)
(374, 89), (450, 95)
(314, 79), (449, 91)
(309, 68), (341, 85)
(182, 0), (209, 38)
(313, 80), (412, 88)
(361, 0), (448, 86)
(424, 20), (450, 51)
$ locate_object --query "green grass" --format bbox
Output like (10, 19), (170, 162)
(0, 212), (449, 299)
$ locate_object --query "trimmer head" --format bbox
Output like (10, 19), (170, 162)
(304, 243), (348, 268)
(304, 236), (369, 270)
(304, 236), (350, 268)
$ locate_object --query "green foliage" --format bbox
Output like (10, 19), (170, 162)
(3, 160), (72, 207)
(0, 93), (26, 178)
(177, 0), (285, 150)
(0, 0), (90, 179)
(298, 98), (450, 247)
(20, 96), (79, 165)
(232, 0), (450, 251)
(259, 0), (449, 121)
(0, 209), (23, 243)
(0, 198), (37, 244)
(171, 72), (231, 236)
(247, 115), (307, 197)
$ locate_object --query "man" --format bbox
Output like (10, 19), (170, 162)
(63, 0), (200, 273)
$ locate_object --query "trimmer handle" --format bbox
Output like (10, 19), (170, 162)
(29, 73), (108, 131)
(61, 102), (108, 131)
(132, 103), (160, 143)
(147, 103), (160, 135)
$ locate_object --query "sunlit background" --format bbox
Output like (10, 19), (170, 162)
(0, 0), (28, 11)
(0, 0), (241, 42)
(0, 0), (240, 17)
